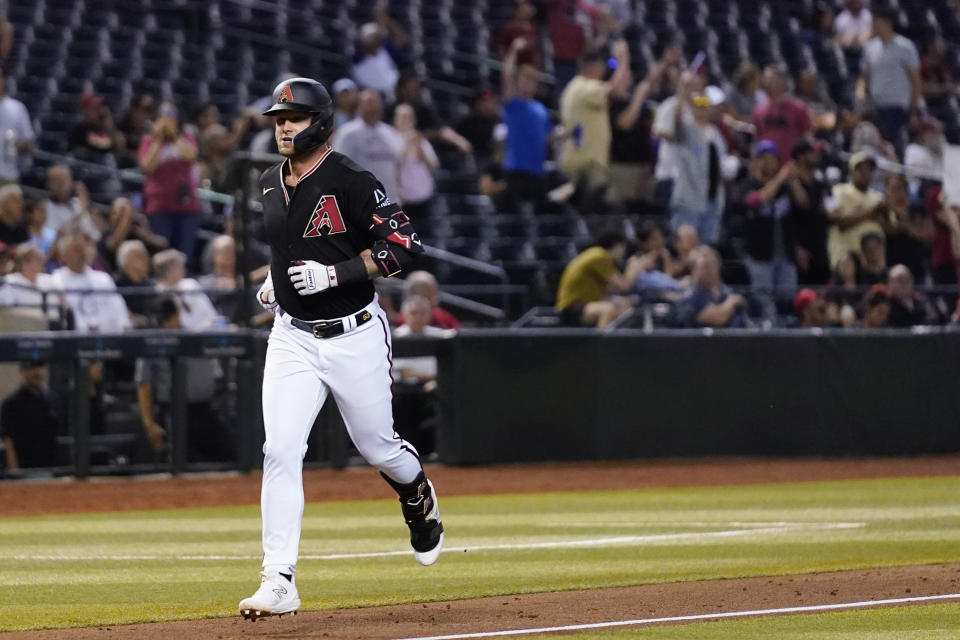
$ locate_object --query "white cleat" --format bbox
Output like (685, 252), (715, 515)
(238, 571), (301, 621)
(412, 480), (444, 566)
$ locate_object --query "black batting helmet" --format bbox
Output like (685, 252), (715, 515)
(262, 77), (335, 153)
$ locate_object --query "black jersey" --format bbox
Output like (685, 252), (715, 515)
(259, 147), (412, 320)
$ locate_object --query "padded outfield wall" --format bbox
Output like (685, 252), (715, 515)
(409, 329), (960, 464)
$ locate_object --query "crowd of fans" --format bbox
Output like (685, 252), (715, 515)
(3, 1), (960, 468)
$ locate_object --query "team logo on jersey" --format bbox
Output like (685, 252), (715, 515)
(278, 86), (294, 104)
(373, 188), (394, 209)
(304, 195), (347, 237)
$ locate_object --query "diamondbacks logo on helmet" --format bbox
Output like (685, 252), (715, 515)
(304, 195), (347, 237)
(278, 86), (294, 104)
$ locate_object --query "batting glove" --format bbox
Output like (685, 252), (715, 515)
(257, 271), (278, 311)
(288, 260), (339, 296)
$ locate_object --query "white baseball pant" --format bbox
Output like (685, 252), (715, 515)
(260, 296), (422, 572)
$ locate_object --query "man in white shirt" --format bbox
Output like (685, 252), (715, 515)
(152, 248), (219, 330)
(332, 90), (403, 198)
(49, 231), (131, 333)
(351, 23), (400, 99)
(834, 0), (872, 50)
(0, 67), (34, 183)
(43, 164), (102, 241)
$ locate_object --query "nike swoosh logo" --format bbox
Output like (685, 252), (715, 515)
(263, 187), (275, 195)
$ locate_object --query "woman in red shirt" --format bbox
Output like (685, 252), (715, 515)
(137, 102), (202, 261)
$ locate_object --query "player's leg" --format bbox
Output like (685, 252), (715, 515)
(240, 321), (326, 619)
(324, 310), (444, 565)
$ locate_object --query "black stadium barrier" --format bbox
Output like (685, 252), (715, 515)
(2, 327), (959, 478)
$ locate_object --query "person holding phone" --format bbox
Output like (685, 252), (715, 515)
(137, 102), (202, 261)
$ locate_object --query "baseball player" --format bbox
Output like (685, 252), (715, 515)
(239, 77), (444, 621)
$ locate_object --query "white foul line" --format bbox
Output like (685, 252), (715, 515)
(7, 523), (863, 562)
(393, 593), (960, 640)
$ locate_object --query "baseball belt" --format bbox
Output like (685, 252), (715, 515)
(278, 308), (374, 339)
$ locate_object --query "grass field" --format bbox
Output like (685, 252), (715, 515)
(2, 475), (960, 635)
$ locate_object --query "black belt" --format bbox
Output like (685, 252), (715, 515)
(279, 308), (374, 339)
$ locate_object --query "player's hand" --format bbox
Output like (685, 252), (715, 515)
(288, 260), (338, 296)
(257, 272), (278, 311)
(145, 421), (166, 451)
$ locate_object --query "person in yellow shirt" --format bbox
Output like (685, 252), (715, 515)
(559, 41), (631, 209)
(555, 230), (647, 328)
(827, 151), (890, 267)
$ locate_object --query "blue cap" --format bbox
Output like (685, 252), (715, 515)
(755, 139), (779, 157)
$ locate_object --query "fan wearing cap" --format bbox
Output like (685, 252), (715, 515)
(652, 68), (729, 244)
(826, 151), (888, 267)
(331, 78), (359, 129)
(794, 288), (828, 327)
(240, 78), (441, 621)
(739, 139), (800, 322)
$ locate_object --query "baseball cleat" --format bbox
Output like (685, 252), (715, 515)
(410, 479), (444, 566)
(238, 571), (300, 621)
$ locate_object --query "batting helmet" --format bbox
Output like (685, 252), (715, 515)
(262, 77), (335, 154)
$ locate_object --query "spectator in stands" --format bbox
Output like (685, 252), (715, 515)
(859, 231), (888, 284)
(653, 72), (728, 245)
(393, 104), (439, 217)
(724, 61), (764, 124)
(189, 103), (249, 192)
(789, 139), (831, 285)
(332, 90), (403, 199)
(391, 295), (446, 456)
(861, 284), (891, 328)
(114, 239), (153, 326)
(153, 249), (219, 331)
(668, 224), (700, 283)
(886, 264), (937, 327)
(0, 67), (34, 185)
(904, 117), (944, 192)
(546, 0), (588, 96)
(559, 43), (631, 211)
(883, 173), (932, 283)
(117, 91), (157, 168)
(795, 68), (837, 133)
(920, 36), (956, 113)
(825, 250), (863, 325)
(827, 151), (887, 268)
(856, 7), (920, 159)
(97, 197), (169, 273)
(395, 270), (461, 330)
(387, 72), (473, 154)
(23, 196), (55, 259)
(753, 65), (814, 167)
(43, 164), (103, 241)
(738, 140), (799, 321)
(0, 244), (53, 309)
(135, 295), (231, 461)
(675, 246), (749, 328)
(49, 231), (132, 333)
(351, 21), (402, 99)
(607, 47), (675, 207)
(456, 88), (502, 165)
(630, 223), (682, 300)
(138, 102), (202, 259)
(68, 91), (124, 168)
(794, 288), (828, 328)
(928, 186), (960, 287)
(850, 116), (898, 165)
(554, 230), (645, 328)
(0, 362), (60, 471)
(833, 0), (872, 50)
(332, 78), (360, 129)
(500, 38), (553, 213)
(198, 234), (273, 326)
(0, 12), (12, 63)
(497, 0), (541, 68)
(0, 184), (28, 246)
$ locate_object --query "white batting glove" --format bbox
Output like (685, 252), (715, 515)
(287, 260), (339, 296)
(257, 271), (278, 311)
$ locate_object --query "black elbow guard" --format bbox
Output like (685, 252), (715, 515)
(370, 210), (424, 277)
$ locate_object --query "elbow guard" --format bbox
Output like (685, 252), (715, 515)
(370, 210), (424, 278)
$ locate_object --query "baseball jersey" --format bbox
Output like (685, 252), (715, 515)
(259, 147), (415, 321)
